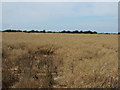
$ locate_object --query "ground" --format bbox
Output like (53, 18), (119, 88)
(2, 32), (118, 88)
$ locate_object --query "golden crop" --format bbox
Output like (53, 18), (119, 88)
(2, 32), (118, 88)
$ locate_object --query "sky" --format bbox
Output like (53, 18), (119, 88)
(1, 0), (119, 2)
(2, 2), (118, 33)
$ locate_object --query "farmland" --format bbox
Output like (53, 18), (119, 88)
(2, 32), (118, 88)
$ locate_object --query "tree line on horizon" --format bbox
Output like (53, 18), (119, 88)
(2, 29), (117, 34)
(2, 29), (98, 34)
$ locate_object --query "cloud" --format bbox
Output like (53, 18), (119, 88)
(3, 2), (117, 23)
(1, 0), (119, 2)
(0, 3), (2, 30)
(2, 2), (118, 32)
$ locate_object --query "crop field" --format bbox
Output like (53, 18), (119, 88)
(2, 32), (118, 88)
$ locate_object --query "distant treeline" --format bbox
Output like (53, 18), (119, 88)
(2, 29), (117, 34)
(2, 29), (98, 34)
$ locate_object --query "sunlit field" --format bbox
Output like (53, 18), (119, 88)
(2, 32), (118, 88)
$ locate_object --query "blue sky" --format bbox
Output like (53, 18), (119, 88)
(2, 2), (118, 33)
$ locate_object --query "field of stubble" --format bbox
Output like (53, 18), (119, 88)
(2, 32), (118, 88)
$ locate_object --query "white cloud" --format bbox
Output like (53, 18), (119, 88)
(2, 2), (117, 24)
(1, 0), (119, 2)
(90, 3), (118, 16)
(2, 2), (118, 32)
(0, 2), (2, 30)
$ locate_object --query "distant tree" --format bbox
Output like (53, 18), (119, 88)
(93, 31), (97, 34)
(2, 29), (22, 32)
(39, 30), (46, 33)
(104, 33), (110, 34)
(30, 30), (35, 33)
(60, 30), (66, 33)
(72, 30), (79, 33)
(47, 31), (52, 33)
(79, 30), (83, 33)
(2, 29), (98, 34)
(23, 30), (27, 32)
(43, 30), (46, 33)
(83, 30), (93, 34)
(66, 31), (71, 33)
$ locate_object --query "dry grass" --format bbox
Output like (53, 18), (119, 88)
(2, 32), (118, 88)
